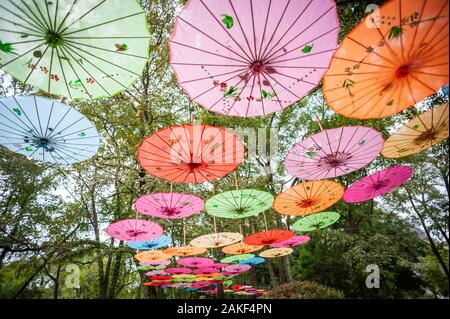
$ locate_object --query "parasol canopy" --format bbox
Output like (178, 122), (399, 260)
(192, 268), (220, 275)
(292, 211), (340, 232)
(243, 230), (294, 246)
(165, 268), (193, 275)
(323, 0), (449, 119)
(205, 189), (274, 219)
(163, 246), (207, 257)
(382, 103), (449, 158)
(134, 192), (204, 219)
(176, 257), (215, 268)
(139, 260), (170, 267)
(0, 96), (99, 164)
(169, 0), (339, 117)
(222, 242), (263, 255)
(343, 166), (413, 203)
(223, 264), (251, 274)
(134, 250), (172, 262)
(0, 0), (150, 99)
(285, 126), (384, 180)
(190, 232), (243, 248)
(138, 124), (245, 183)
(106, 219), (163, 242)
(220, 254), (255, 264)
(145, 270), (168, 277)
(259, 247), (293, 258)
(273, 180), (344, 216)
(238, 257), (266, 265)
(270, 235), (310, 248)
(126, 235), (172, 250)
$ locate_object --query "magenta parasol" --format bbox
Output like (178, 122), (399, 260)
(271, 235), (310, 248)
(224, 264), (251, 274)
(106, 219), (163, 242)
(145, 270), (169, 276)
(139, 260), (171, 267)
(165, 267), (193, 275)
(193, 268), (220, 275)
(176, 257), (215, 268)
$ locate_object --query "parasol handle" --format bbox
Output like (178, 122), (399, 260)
(170, 182), (173, 193)
(239, 223), (243, 234)
(233, 171), (239, 190)
(316, 116), (324, 131)
(183, 219), (186, 246)
(213, 216), (217, 233)
(263, 212), (268, 232)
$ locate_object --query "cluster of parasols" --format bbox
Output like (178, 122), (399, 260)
(0, 0), (448, 297)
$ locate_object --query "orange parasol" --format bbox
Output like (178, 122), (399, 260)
(163, 246), (207, 257)
(190, 232), (243, 248)
(134, 250), (172, 262)
(273, 180), (344, 216)
(259, 248), (293, 258)
(137, 124), (245, 183)
(243, 230), (294, 246)
(222, 242), (264, 255)
(323, 0), (449, 119)
(382, 103), (449, 158)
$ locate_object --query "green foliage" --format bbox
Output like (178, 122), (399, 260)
(266, 281), (344, 299)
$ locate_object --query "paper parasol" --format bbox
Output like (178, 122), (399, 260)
(273, 180), (344, 216)
(176, 257), (215, 268)
(382, 103), (449, 158)
(291, 211), (340, 232)
(323, 0), (449, 119)
(270, 235), (310, 248)
(343, 166), (413, 203)
(127, 235), (172, 250)
(238, 257), (266, 265)
(224, 264), (251, 274)
(171, 274), (195, 279)
(138, 124), (245, 183)
(134, 192), (204, 219)
(209, 263), (229, 269)
(0, 96), (99, 164)
(134, 250), (172, 262)
(145, 270), (168, 277)
(259, 247), (293, 258)
(243, 230), (294, 246)
(139, 260), (170, 267)
(222, 242), (263, 255)
(169, 0), (339, 117)
(106, 219), (163, 242)
(163, 246), (207, 257)
(0, 0), (150, 99)
(192, 282), (213, 289)
(220, 254), (255, 264)
(165, 268), (193, 275)
(205, 189), (274, 219)
(192, 268), (220, 275)
(190, 232), (243, 248)
(284, 126), (384, 180)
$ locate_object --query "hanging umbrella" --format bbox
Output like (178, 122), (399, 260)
(243, 230), (294, 246)
(0, 0), (150, 99)
(165, 268), (193, 275)
(139, 260), (170, 267)
(222, 242), (263, 255)
(171, 274), (196, 279)
(192, 268), (220, 275)
(223, 264), (251, 274)
(259, 247), (293, 258)
(323, 0), (449, 119)
(163, 246), (207, 257)
(134, 192), (204, 219)
(106, 219), (163, 242)
(343, 166), (413, 203)
(205, 189), (274, 219)
(382, 103), (449, 158)
(138, 124), (245, 183)
(144, 281), (169, 287)
(273, 180), (344, 216)
(140, 265), (166, 271)
(0, 96), (99, 164)
(190, 232), (243, 248)
(238, 257), (266, 265)
(127, 235), (172, 250)
(134, 250), (172, 262)
(169, 0), (339, 117)
(270, 235), (310, 248)
(209, 263), (229, 269)
(150, 275), (173, 281)
(145, 270), (168, 277)
(176, 257), (215, 268)
(220, 254), (255, 264)
(292, 211), (340, 232)
(192, 282), (213, 289)
(285, 126), (384, 180)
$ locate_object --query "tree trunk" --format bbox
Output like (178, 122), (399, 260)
(284, 256), (293, 282)
(53, 264), (62, 299)
(266, 260), (279, 288)
(108, 241), (124, 299)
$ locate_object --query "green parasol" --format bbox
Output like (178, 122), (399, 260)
(0, 0), (150, 99)
(205, 189), (274, 219)
(292, 211), (340, 232)
(220, 254), (255, 264)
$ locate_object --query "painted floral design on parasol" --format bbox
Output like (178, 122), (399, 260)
(273, 180), (344, 216)
(170, 0), (339, 117)
(127, 235), (172, 250)
(134, 192), (204, 219)
(0, 96), (99, 164)
(139, 260), (170, 267)
(106, 219), (163, 242)
(323, 0), (449, 119)
(163, 246), (207, 257)
(382, 103), (449, 158)
(259, 247), (293, 258)
(270, 235), (310, 248)
(205, 189), (274, 219)
(190, 232), (243, 248)
(221, 242), (263, 255)
(0, 0), (151, 99)
(165, 267), (193, 275)
(138, 124), (245, 183)
(134, 250), (172, 262)
(243, 230), (294, 246)
(176, 257), (215, 268)
(285, 126), (384, 180)
(292, 211), (340, 232)
(238, 257), (266, 265)
(220, 254), (255, 264)
(343, 166), (413, 203)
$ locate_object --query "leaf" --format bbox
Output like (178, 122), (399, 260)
(302, 44), (314, 54)
(12, 107), (22, 116)
(224, 86), (238, 98)
(261, 90), (268, 99)
(69, 79), (82, 89)
(221, 14), (234, 29)
(388, 26), (403, 39)
(306, 151), (316, 158)
(387, 99), (394, 106)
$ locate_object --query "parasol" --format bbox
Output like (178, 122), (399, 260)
(238, 257), (266, 265)
(259, 247), (293, 258)
(163, 246), (207, 257)
(145, 270), (168, 277)
(134, 250), (172, 262)
(169, 0), (339, 117)
(323, 0), (449, 119)
(0, 96), (99, 164)
(382, 103), (449, 158)
(0, 0), (150, 99)
(150, 275), (173, 281)
(291, 211), (340, 232)
(165, 268), (193, 275)
(209, 263), (229, 269)
(284, 126), (384, 180)
(192, 282), (213, 289)
(171, 274), (196, 279)
(270, 235), (310, 248)
(343, 166), (413, 203)
(106, 219), (163, 242)
(222, 242), (263, 255)
(192, 268), (220, 275)
(220, 254), (255, 264)
(176, 257), (215, 268)
(139, 260), (170, 267)
(190, 232), (243, 248)
(137, 124), (245, 183)
(243, 230), (294, 246)
(126, 235), (172, 250)
(223, 264), (251, 274)
(205, 189), (274, 219)
(273, 180), (344, 216)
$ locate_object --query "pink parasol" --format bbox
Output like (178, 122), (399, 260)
(176, 257), (215, 268)
(209, 263), (229, 269)
(139, 260), (171, 267)
(192, 282), (214, 289)
(145, 270), (169, 276)
(165, 268), (193, 275)
(222, 271), (239, 277)
(134, 192), (204, 219)
(224, 264), (251, 274)
(343, 166), (413, 203)
(170, 0), (339, 117)
(193, 268), (220, 275)
(285, 126), (384, 180)
(271, 235), (310, 248)
(106, 219), (163, 242)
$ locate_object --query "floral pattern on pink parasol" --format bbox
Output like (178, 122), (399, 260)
(134, 192), (204, 219)
(106, 219), (163, 242)
(343, 166), (413, 203)
(285, 126), (384, 180)
(224, 264), (251, 274)
(165, 267), (193, 275)
(176, 257), (215, 268)
(271, 235), (310, 248)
